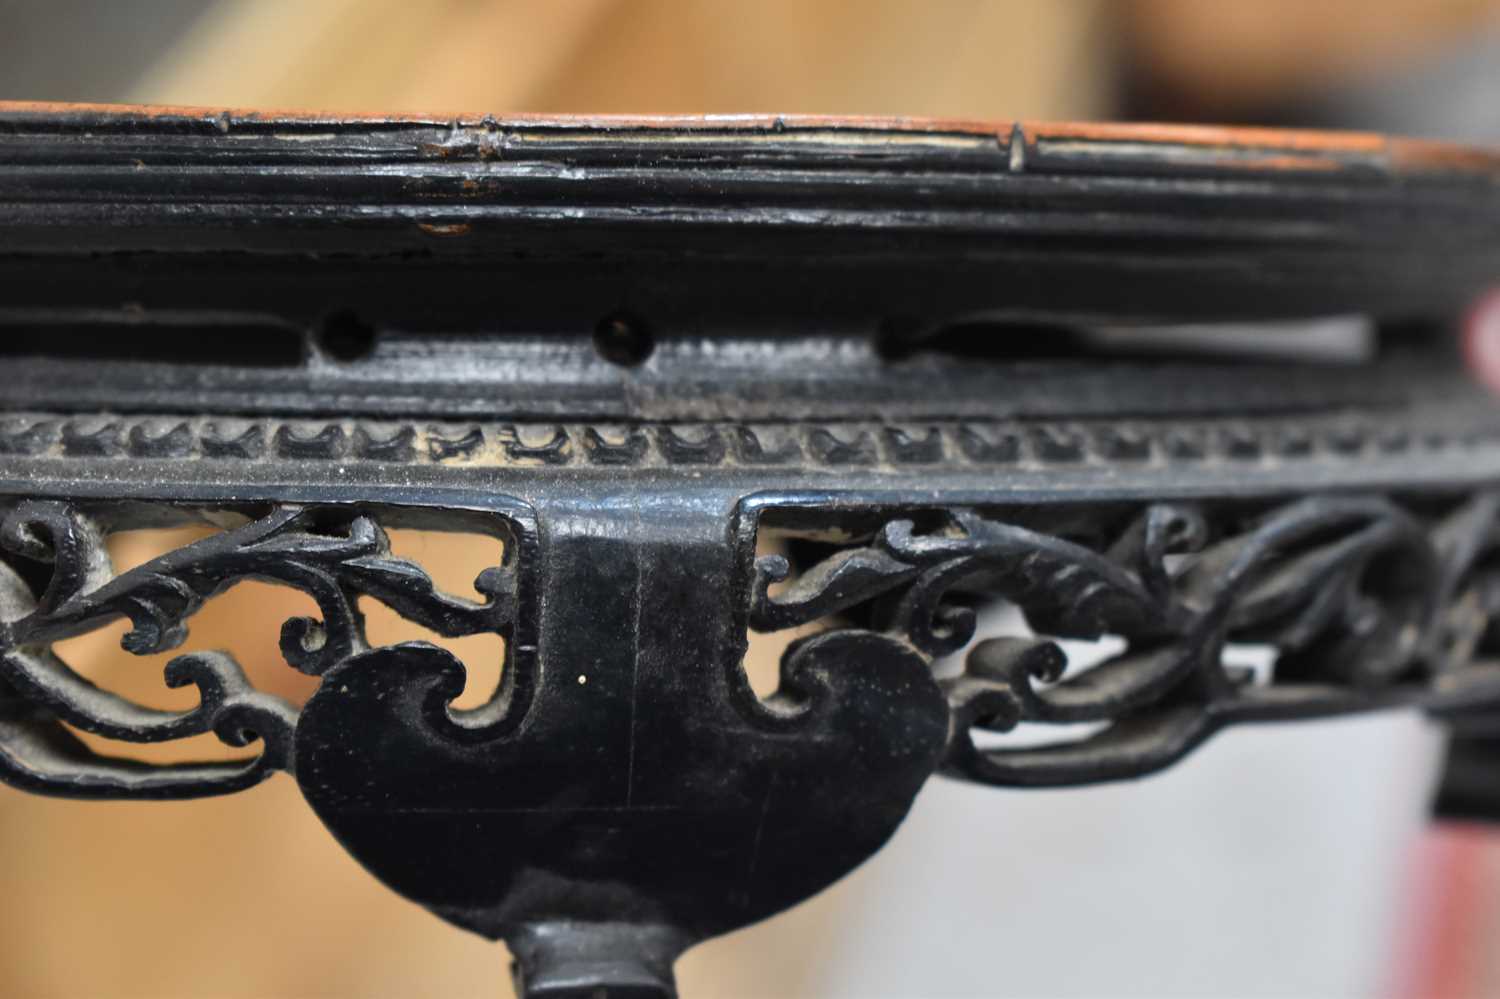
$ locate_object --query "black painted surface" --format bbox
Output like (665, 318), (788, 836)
(296, 502), (948, 994)
(2, 108), (1500, 997)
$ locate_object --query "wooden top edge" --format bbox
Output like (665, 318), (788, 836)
(0, 101), (1012, 134)
(1, 101), (1498, 182)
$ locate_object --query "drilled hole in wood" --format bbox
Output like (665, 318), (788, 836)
(593, 312), (654, 366)
(315, 310), (377, 362)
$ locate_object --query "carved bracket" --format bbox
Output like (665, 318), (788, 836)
(4, 490), (1500, 995)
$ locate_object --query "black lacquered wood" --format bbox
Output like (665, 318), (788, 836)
(2, 105), (1500, 997)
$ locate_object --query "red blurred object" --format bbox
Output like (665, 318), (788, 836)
(1463, 288), (1500, 395)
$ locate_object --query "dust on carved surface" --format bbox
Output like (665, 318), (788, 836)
(748, 495), (1500, 786)
(0, 499), (516, 799)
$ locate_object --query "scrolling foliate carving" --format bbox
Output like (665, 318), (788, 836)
(749, 494), (1500, 787)
(0, 500), (517, 798)
(8, 487), (1500, 996)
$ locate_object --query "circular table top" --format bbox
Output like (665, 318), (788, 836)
(1, 103), (1497, 327)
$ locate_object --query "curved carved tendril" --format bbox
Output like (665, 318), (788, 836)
(0, 501), (516, 799)
(750, 495), (1500, 787)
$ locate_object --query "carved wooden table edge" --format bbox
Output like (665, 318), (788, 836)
(2, 102), (1500, 997)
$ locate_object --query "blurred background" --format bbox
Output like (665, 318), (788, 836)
(2, 1), (1500, 996)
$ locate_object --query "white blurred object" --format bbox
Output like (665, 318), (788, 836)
(681, 605), (1444, 998)
(1086, 316), (1376, 365)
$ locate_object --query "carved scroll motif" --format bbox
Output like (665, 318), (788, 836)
(0, 501), (514, 798)
(750, 495), (1500, 786)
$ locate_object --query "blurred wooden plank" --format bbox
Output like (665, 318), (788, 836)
(1124, 0), (1500, 108)
(128, 0), (620, 112)
(128, 0), (1109, 121)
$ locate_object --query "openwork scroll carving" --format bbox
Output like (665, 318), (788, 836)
(0, 500), (517, 798)
(750, 494), (1500, 787)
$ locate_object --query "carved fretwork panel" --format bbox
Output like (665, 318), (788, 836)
(745, 496), (1500, 788)
(0, 500), (529, 798)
